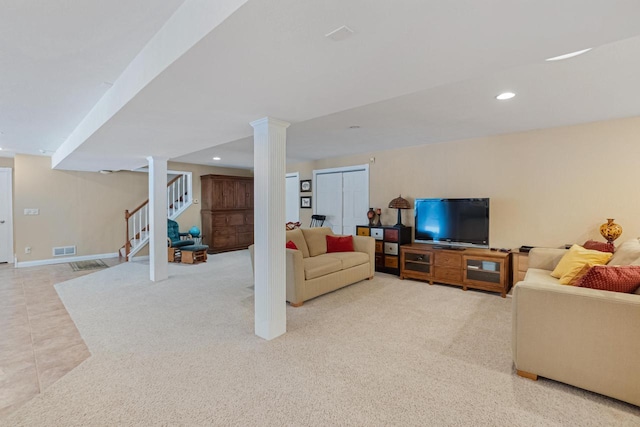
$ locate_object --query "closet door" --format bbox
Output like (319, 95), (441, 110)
(315, 172), (343, 234)
(314, 165), (369, 235)
(285, 173), (299, 223)
(342, 170), (368, 236)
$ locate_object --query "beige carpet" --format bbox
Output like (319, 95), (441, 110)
(4, 251), (639, 426)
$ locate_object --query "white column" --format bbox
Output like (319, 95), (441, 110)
(251, 117), (290, 340)
(147, 156), (169, 282)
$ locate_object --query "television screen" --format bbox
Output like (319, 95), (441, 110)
(414, 198), (489, 248)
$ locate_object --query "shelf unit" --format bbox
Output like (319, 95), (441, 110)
(400, 243), (512, 297)
(356, 225), (412, 275)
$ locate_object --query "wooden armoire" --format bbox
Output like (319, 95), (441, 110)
(200, 174), (254, 253)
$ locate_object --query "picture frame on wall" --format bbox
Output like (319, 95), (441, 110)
(300, 196), (312, 209)
(300, 179), (312, 192)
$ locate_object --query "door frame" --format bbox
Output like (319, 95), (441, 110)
(312, 164), (369, 230)
(0, 168), (14, 264)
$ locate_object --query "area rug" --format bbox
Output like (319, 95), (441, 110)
(69, 259), (108, 271)
(5, 251), (639, 426)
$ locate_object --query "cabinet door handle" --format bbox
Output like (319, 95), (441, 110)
(468, 265), (480, 270)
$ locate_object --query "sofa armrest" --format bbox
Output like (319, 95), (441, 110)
(286, 248), (305, 305)
(352, 235), (375, 277)
(512, 281), (640, 405)
(528, 247), (567, 270)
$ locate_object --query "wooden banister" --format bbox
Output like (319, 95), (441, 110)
(122, 173), (191, 261)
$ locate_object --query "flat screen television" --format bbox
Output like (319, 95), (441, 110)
(414, 198), (490, 248)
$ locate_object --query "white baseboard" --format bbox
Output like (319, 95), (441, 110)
(15, 252), (119, 268)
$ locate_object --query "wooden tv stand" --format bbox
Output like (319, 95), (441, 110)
(400, 243), (512, 297)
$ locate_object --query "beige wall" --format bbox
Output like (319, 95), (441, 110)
(0, 157), (14, 168)
(13, 155), (252, 262)
(289, 116), (640, 249)
(14, 155), (148, 262)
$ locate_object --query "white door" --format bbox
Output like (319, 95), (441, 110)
(0, 168), (13, 263)
(342, 170), (368, 236)
(314, 165), (369, 235)
(315, 172), (343, 234)
(285, 173), (299, 223)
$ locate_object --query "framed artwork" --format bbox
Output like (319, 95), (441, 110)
(300, 179), (312, 192)
(300, 196), (312, 209)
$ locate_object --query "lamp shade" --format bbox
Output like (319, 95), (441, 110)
(388, 195), (411, 210)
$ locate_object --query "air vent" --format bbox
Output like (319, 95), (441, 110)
(53, 246), (76, 257)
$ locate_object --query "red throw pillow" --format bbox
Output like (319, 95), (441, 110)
(285, 240), (298, 250)
(326, 235), (354, 253)
(583, 240), (615, 253)
(575, 265), (640, 293)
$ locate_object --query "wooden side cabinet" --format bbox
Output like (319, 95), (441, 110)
(400, 244), (512, 298)
(356, 225), (411, 276)
(511, 251), (529, 285)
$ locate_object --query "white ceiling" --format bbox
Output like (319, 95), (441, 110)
(0, 0), (186, 158)
(3, 1), (640, 170)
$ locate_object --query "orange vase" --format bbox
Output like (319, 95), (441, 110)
(599, 218), (622, 243)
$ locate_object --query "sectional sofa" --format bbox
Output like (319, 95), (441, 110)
(512, 240), (640, 406)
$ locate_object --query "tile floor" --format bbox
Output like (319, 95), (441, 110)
(0, 258), (123, 417)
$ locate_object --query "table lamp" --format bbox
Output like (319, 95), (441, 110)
(388, 195), (411, 227)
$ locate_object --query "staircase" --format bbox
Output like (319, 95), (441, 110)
(122, 172), (192, 260)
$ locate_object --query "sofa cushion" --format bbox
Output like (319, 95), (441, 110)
(326, 235), (354, 253)
(524, 268), (561, 286)
(608, 238), (640, 266)
(324, 252), (369, 270)
(303, 255), (342, 280)
(575, 265), (640, 293)
(286, 228), (310, 258)
(301, 227), (334, 257)
(583, 240), (615, 253)
(551, 244), (612, 284)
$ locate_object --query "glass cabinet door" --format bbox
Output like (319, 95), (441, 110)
(465, 257), (502, 284)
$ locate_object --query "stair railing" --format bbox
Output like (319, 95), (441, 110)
(122, 172), (192, 260)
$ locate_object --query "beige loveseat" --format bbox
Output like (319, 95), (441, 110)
(250, 227), (375, 307)
(512, 240), (640, 406)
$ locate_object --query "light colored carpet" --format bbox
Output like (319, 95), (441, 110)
(4, 250), (639, 426)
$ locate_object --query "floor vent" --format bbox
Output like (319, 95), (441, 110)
(53, 246), (76, 257)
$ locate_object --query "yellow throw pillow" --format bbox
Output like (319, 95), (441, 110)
(567, 263), (594, 286)
(551, 244), (612, 285)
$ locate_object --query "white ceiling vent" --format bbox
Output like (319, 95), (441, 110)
(325, 25), (354, 41)
(53, 246), (76, 257)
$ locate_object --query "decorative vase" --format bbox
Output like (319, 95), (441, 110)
(375, 208), (382, 226)
(599, 218), (622, 243)
(367, 208), (375, 226)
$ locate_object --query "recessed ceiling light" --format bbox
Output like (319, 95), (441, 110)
(496, 92), (516, 100)
(545, 48), (591, 62)
(212, 157), (221, 161)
